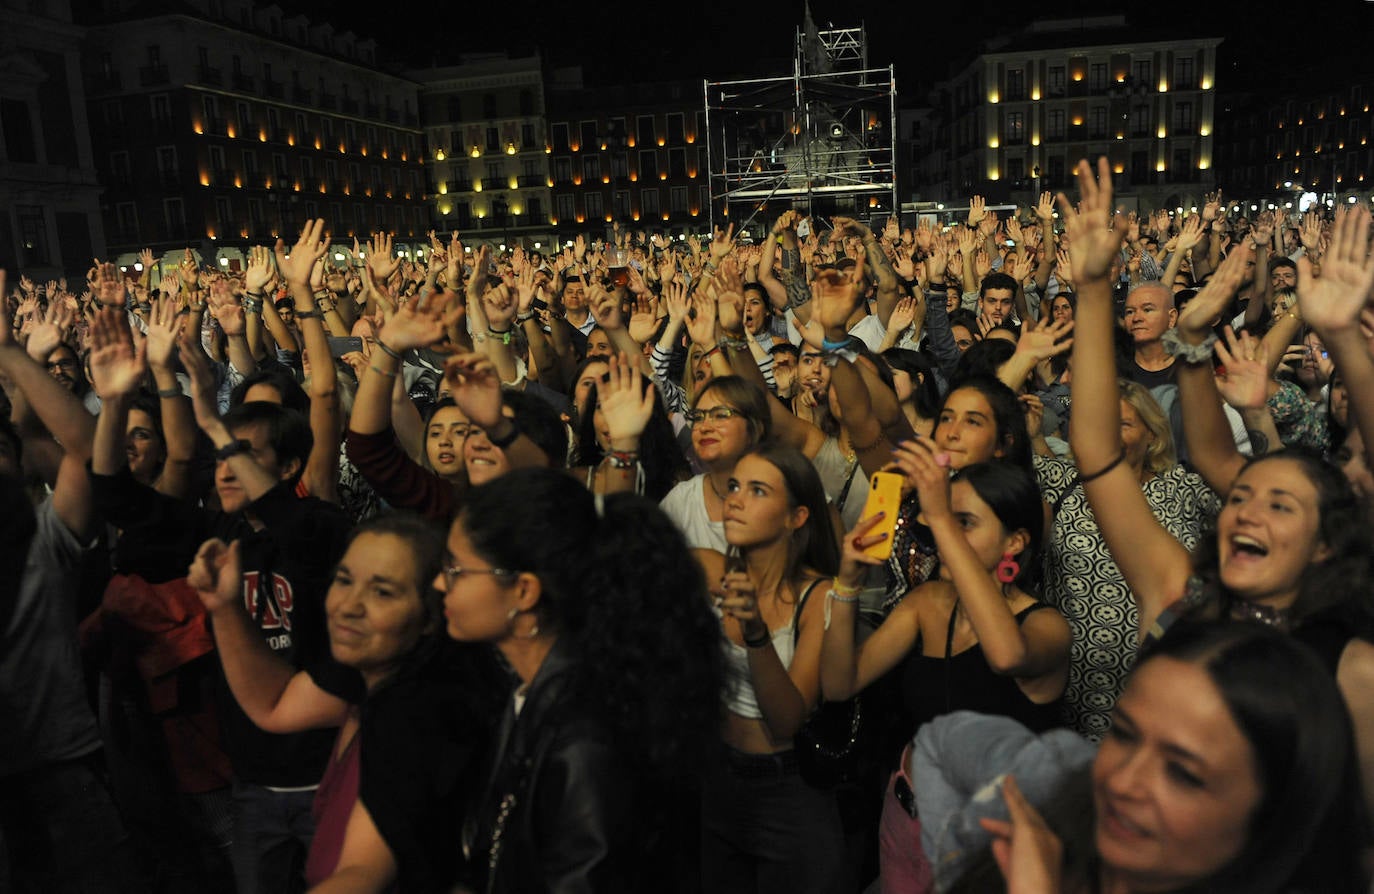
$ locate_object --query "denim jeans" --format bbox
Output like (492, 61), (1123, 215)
(699, 748), (842, 894)
(0, 752), (145, 893)
(229, 781), (317, 894)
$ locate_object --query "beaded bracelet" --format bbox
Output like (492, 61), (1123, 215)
(824, 588), (861, 631)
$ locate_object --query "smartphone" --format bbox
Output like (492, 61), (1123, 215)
(327, 336), (364, 358)
(857, 471), (903, 560)
(531, 297), (549, 311)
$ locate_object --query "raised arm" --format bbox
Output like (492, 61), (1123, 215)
(277, 219), (340, 503)
(143, 296), (195, 499)
(1298, 206), (1374, 474)
(1063, 158), (1191, 637)
(188, 537), (349, 734)
(1173, 247), (1256, 492)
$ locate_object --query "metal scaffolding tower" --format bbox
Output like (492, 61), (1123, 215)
(704, 15), (896, 235)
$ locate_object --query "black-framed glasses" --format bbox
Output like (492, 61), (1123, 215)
(684, 406), (745, 426)
(440, 563), (516, 588)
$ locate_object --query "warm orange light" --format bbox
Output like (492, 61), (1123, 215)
(570, 143), (580, 152)
(632, 212), (640, 221)
(576, 214), (585, 223)
(259, 130), (267, 142)
(662, 212), (669, 220)
(657, 137), (665, 146)
(470, 147), (480, 158)
(199, 172), (210, 186)
(602, 175), (610, 184)
(627, 137), (636, 147)
(630, 173), (638, 182)
(314, 137), (321, 149)
(287, 134), (296, 146)
(293, 182), (301, 192)
(686, 134), (695, 144)
(227, 125), (237, 139)
(234, 177), (242, 188)
(605, 214), (613, 222)
(318, 183), (326, 193)
(360, 146), (367, 156)
(688, 170), (697, 178)
(690, 208), (699, 216)
(659, 172), (667, 180)
(1072, 71), (1083, 82)
(193, 121), (204, 134)
(1113, 163), (1125, 174)
(573, 176), (582, 185)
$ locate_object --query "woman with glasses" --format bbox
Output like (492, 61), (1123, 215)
(660, 376), (775, 552)
(439, 467), (723, 893)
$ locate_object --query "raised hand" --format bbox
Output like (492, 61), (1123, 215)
(709, 223), (735, 263)
(178, 248), (200, 292)
(627, 293), (661, 344)
(1298, 206), (1374, 337)
(94, 261), (125, 307)
(1175, 242), (1252, 341)
(145, 295), (183, 369)
(891, 435), (953, 520)
(483, 283), (518, 330)
(1014, 314), (1074, 363)
(1213, 327), (1272, 411)
(887, 295), (918, 334)
(1034, 191), (1054, 222)
(24, 299), (74, 363)
(685, 292), (717, 347)
(967, 195), (987, 227)
(274, 219), (330, 287)
(598, 351), (654, 448)
(1057, 158), (1128, 283)
(187, 538), (242, 614)
(441, 352), (503, 429)
(1174, 216), (1204, 253)
(367, 232), (399, 281)
(379, 290), (461, 353)
(88, 306), (147, 400)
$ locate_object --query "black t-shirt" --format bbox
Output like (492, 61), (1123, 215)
(1129, 357), (1177, 391)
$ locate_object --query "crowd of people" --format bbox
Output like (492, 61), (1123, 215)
(2, 155), (1372, 894)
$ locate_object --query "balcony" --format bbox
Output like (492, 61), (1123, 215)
(403, 112), (418, 127)
(365, 104), (380, 119)
(197, 65), (222, 86)
(264, 78), (284, 100)
(319, 92), (337, 111)
(385, 109), (399, 124)
(158, 170), (181, 189)
(212, 167), (232, 184)
(139, 64), (170, 86)
(451, 179), (474, 192)
(342, 98), (360, 115)
(518, 175), (545, 187)
(292, 86), (313, 105)
(89, 71), (122, 92)
(232, 72), (255, 92)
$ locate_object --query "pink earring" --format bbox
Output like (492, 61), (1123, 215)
(995, 552), (1020, 584)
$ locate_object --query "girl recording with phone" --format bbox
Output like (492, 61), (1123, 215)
(820, 447), (1070, 894)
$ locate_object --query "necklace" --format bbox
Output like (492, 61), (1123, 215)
(705, 472), (728, 502)
(1229, 600), (1292, 631)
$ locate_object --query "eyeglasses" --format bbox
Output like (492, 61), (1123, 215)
(440, 563), (516, 588)
(47, 359), (77, 372)
(684, 406), (746, 426)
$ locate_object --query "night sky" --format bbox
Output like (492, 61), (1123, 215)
(303, 1), (1374, 96)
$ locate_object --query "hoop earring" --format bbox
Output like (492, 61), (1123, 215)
(995, 552), (1020, 584)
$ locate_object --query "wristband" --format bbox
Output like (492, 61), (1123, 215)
(486, 417), (521, 449)
(294, 308), (322, 320)
(374, 340), (403, 361)
(742, 628), (772, 649)
(604, 450), (639, 470)
(1078, 448), (1126, 485)
(242, 296), (263, 314)
(368, 364), (398, 379)
(824, 587), (862, 631)
(156, 386), (182, 399)
(1159, 328), (1216, 365)
(516, 311), (535, 323)
(488, 327), (512, 345)
(716, 335), (748, 352)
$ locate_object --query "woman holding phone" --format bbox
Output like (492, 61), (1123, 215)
(820, 447), (1070, 894)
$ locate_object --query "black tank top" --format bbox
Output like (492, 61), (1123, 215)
(901, 602), (1063, 734)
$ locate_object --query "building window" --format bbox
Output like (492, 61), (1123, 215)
(613, 190), (632, 218)
(447, 96), (462, 121)
(526, 197), (543, 222)
(486, 127), (499, 151)
(156, 145), (177, 173)
(1131, 150), (1149, 182)
(1132, 105), (1150, 137)
(1047, 109), (1065, 140)
(610, 153), (628, 178)
(164, 197), (185, 233)
(667, 113), (685, 144)
(1089, 106), (1107, 139)
(1090, 63), (1107, 92)
(450, 130), (463, 155)
(16, 206), (49, 266)
(1005, 112), (1024, 144)
(669, 148), (686, 178)
(482, 93), (496, 117)
(1133, 60), (1151, 85)
(215, 196), (232, 227)
(1175, 102), (1193, 131)
(1047, 156), (1065, 187)
(116, 202), (138, 236)
(556, 193), (575, 221)
(583, 156), (601, 181)
(552, 123), (569, 152)
(151, 94), (171, 122)
(110, 151), (131, 180)
(1048, 67), (1065, 96)
(485, 161), (503, 184)
(669, 186), (687, 213)
(554, 157), (572, 183)
(1176, 57), (1194, 89)
(638, 149), (657, 177)
(521, 123), (536, 148)
(580, 121), (597, 151)
(1173, 147), (1192, 173)
(1006, 69), (1024, 101)
(585, 192), (603, 220)
(641, 187), (660, 216)
(519, 89), (534, 116)
(637, 115), (655, 146)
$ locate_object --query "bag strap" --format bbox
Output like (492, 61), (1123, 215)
(792, 577), (828, 647)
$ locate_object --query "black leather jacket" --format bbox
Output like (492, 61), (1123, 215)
(464, 643), (645, 894)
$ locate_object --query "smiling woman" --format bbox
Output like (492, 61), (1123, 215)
(188, 514), (498, 892)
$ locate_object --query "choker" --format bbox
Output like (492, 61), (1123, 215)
(1229, 601), (1292, 631)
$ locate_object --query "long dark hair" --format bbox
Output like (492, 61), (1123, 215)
(882, 347), (942, 419)
(951, 462), (1044, 592)
(951, 621), (1370, 894)
(571, 375), (689, 502)
(1191, 450), (1374, 630)
(938, 375), (1032, 470)
(458, 468), (723, 782)
(735, 444), (840, 583)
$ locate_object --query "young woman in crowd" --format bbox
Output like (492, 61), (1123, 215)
(186, 514), (496, 892)
(694, 444), (844, 894)
(440, 467), (723, 892)
(1036, 378), (1219, 740)
(921, 621), (1369, 894)
(821, 445), (1070, 893)
(1063, 157), (1374, 811)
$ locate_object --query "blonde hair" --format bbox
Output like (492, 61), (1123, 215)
(1119, 378), (1175, 476)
